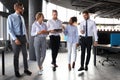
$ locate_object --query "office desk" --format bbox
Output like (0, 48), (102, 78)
(0, 47), (5, 75)
(60, 40), (67, 47)
(93, 44), (120, 66)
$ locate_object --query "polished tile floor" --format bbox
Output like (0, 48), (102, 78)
(0, 49), (120, 80)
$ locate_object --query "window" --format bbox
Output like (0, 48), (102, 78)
(0, 2), (3, 40)
(0, 2), (8, 40)
(0, 2), (3, 11)
(42, 0), (80, 22)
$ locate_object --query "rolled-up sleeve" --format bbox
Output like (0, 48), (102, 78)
(60, 21), (63, 29)
(31, 24), (37, 36)
(7, 16), (17, 40)
(80, 22), (84, 31)
(75, 27), (79, 43)
(64, 26), (68, 36)
(44, 24), (48, 31)
(93, 22), (98, 41)
(47, 21), (51, 31)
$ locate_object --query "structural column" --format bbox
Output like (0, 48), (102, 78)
(29, 0), (43, 60)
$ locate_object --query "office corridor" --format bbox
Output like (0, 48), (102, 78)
(0, 49), (120, 80)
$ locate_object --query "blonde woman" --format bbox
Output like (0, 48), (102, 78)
(31, 12), (49, 75)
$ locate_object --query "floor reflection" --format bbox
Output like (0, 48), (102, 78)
(52, 72), (57, 80)
(0, 50), (120, 80)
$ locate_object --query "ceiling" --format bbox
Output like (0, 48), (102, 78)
(0, 0), (28, 21)
(48, 0), (120, 18)
(1, 0), (120, 18)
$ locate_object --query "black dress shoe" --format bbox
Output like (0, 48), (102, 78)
(52, 67), (56, 71)
(51, 63), (58, 67)
(24, 70), (32, 75)
(78, 67), (84, 71)
(85, 66), (88, 71)
(54, 64), (58, 67)
(15, 71), (21, 78)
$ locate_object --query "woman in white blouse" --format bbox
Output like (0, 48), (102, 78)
(64, 17), (79, 71)
(31, 12), (49, 75)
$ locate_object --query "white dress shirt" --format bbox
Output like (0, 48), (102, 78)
(80, 19), (98, 41)
(31, 21), (47, 37)
(47, 19), (62, 36)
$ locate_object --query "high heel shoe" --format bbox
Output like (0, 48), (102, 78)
(72, 62), (75, 68)
(68, 64), (71, 71)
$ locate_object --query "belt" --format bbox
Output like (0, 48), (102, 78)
(50, 35), (60, 37)
(81, 36), (92, 38)
(16, 35), (25, 37)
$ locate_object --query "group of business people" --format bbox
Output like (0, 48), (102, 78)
(7, 2), (98, 78)
(63, 11), (98, 71)
(30, 9), (62, 74)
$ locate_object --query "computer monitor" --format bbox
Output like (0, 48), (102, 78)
(110, 33), (120, 46)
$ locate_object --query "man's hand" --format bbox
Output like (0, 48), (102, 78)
(15, 39), (21, 45)
(80, 30), (85, 34)
(62, 26), (65, 30)
(76, 43), (79, 47)
(94, 41), (98, 46)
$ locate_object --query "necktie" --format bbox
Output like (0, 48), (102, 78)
(18, 15), (23, 35)
(85, 20), (88, 37)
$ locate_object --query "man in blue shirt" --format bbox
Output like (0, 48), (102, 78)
(7, 2), (32, 77)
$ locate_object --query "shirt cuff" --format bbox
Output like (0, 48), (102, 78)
(12, 37), (17, 41)
(95, 39), (98, 42)
(35, 32), (38, 35)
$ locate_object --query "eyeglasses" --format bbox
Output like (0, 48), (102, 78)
(19, 7), (24, 10)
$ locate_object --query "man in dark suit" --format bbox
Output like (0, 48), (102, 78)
(78, 11), (98, 71)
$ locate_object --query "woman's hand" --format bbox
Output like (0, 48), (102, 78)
(76, 43), (79, 47)
(37, 31), (42, 35)
(80, 30), (85, 34)
(40, 30), (48, 34)
(37, 30), (49, 34)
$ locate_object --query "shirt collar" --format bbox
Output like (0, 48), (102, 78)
(69, 24), (76, 27)
(14, 12), (21, 17)
(52, 19), (59, 22)
(36, 21), (43, 26)
(85, 18), (90, 21)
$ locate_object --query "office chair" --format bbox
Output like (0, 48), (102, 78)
(99, 49), (117, 66)
(0, 40), (12, 52)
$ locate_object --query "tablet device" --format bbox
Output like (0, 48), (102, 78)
(54, 29), (62, 32)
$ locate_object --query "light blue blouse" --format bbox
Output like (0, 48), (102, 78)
(7, 12), (27, 40)
(64, 24), (79, 44)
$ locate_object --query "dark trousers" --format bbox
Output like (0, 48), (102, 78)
(80, 37), (92, 67)
(12, 35), (28, 72)
(50, 35), (60, 64)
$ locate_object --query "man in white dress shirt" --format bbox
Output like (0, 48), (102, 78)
(47, 10), (62, 71)
(78, 11), (98, 71)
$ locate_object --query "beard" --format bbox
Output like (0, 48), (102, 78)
(19, 11), (24, 15)
(20, 12), (23, 15)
